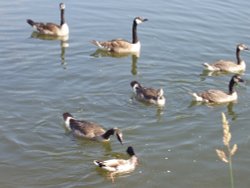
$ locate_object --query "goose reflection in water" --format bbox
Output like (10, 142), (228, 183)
(189, 100), (237, 120)
(29, 31), (69, 67)
(91, 49), (139, 75)
(227, 102), (237, 121)
(199, 69), (244, 82)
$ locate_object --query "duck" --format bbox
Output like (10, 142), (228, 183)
(191, 74), (244, 103)
(203, 44), (249, 73)
(91, 17), (148, 53)
(62, 112), (123, 144)
(93, 146), (138, 182)
(27, 3), (69, 37)
(130, 81), (166, 106)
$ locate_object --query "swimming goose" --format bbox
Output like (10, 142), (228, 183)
(62, 112), (123, 144)
(130, 81), (166, 106)
(91, 17), (148, 53)
(203, 44), (249, 73)
(93, 146), (138, 182)
(191, 75), (244, 103)
(27, 3), (69, 37)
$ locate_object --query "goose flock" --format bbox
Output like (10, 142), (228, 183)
(27, 3), (248, 182)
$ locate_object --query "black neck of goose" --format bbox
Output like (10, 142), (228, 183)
(60, 9), (65, 26)
(132, 21), (138, 44)
(229, 78), (236, 94)
(102, 129), (115, 139)
(236, 48), (241, 65)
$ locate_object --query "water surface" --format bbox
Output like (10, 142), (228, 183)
(1, 0), (250, 187)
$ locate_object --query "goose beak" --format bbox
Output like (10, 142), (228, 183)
(236, 76), (245, 83)
(239, 78), (245, 83)
(143, 18), (148, 22)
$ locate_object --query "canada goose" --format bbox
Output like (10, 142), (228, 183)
(130, 81), (166, 106)
(91, 17), (148, 53)
(62, 113), (123, 144)
(27, 3), (69, 37)
(93, 146), (138, 182)
(203, 44), (249, 73)
(191, 75), (244, 103)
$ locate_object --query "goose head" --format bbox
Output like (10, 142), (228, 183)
(105, 128), (123, 145)
(126, 146), (135, 156)
(232, 74), (244, 84)
(127, 146), (138, 165)
(62, 112), (74, 131)
(237, 43), (249, 51)
(134, 17), (148, 25)
(113, 128), (123, 145)
(63, 112), (73, 121)
(60, 3), (66, 10)
(229, 74), (244, 94)
(130, 80), (141, 93)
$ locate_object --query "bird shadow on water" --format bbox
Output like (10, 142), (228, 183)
(94, 167), (134, 183)
(130, 96), (165, 121)
(226, 102), (238, 121)
(199, 69), (244, 81)
(90, 49), (139, 75)
(29, 31), (69, 69)
(189, 100), (238, 121)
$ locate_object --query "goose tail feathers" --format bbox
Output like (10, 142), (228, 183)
(27, 19), (35, 27)
(190, 92), (203, 102)
(91, 40), (103, 48)
(203, 62), (215, 71)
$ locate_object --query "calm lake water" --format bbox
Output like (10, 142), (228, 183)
(1, 0), (250, 187)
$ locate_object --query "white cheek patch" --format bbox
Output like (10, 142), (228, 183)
(65, 117), (73, 131)
(60, 4), (66, 9)
(135, 19), (143, 24)
(132, 84), (139, 93)
(239, 46), (244, 51)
